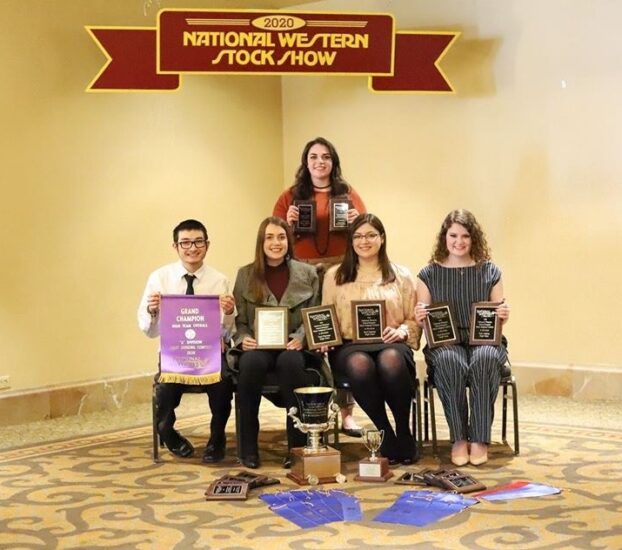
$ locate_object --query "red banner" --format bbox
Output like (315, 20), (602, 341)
(86, 10), (458, 93)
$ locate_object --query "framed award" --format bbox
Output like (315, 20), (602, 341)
(469, 301), (502, 345)
(293, 200), (316, 233)
(329, 197), (351, 232)
(351, 300), (386, 343)
(255, 307), (288, 349)
(301, 304), (343, 349)
(423, 303), (459, 348)
(204, 480), (249, 501)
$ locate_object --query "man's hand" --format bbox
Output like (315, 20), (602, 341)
(147, 292), (161, 316)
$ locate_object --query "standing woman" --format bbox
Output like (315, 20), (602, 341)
(322, 214), (420, 464)
(273, 137), (367, 436)
(415, 209), (510, 466)
(231, 217), (320, 469)
(273, 136), (366, 262)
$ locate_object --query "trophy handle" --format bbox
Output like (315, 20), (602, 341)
(328, 402), (339, 427)
(288, 406), (305, 432)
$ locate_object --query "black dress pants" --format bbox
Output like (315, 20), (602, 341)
(155, 376), (232, 447)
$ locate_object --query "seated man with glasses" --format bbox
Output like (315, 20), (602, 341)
(137, 219), (235, 462)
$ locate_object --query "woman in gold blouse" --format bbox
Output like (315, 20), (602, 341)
(322, 214), (420, 464)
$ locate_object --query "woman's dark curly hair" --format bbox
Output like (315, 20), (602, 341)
(290, 137), (350, 200)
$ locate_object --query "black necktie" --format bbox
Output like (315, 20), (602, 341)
(184, 274), (196, 295)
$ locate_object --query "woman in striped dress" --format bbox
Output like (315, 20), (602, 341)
(415, 210), (510, 466)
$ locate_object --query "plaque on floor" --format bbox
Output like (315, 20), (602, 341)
(205, 480), (249, 500)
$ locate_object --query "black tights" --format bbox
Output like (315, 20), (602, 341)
(341, 348), (414, 459)
(237, 350), (310, 457)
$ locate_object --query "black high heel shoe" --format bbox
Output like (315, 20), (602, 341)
(379, 431), (399, 466)
(397, 433), (417, 465)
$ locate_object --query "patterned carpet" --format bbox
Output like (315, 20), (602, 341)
(1, 402), (621, 550)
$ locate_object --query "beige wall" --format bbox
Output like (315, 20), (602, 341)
(0, 1), (286, 390)
(283, 0), (622, 370)
(1, 0), (620, 394)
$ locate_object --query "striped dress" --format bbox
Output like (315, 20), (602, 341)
(418, 261), (507, 443)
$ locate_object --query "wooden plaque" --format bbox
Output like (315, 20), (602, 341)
(301, 304), (343, 349)
(469, 301), (502, 345)
(204, 480), (249, 501)
(423, 302), (459, 348)
(294, 200), (316, 233)
(351, 300), (386, 343)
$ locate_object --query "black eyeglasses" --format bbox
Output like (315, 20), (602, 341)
(177, 239), (207, 249)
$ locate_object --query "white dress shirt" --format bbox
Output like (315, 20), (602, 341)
(137, 261), (235, 340)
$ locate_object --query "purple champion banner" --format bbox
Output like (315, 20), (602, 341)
(159, 294), (222, 385)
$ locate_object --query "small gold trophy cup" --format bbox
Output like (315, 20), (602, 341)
(354, 429), (393, 482)
(287, 387), (342, 485)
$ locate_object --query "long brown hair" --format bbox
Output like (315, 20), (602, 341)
(291, 137), (351, 200)
(335, 213), (396, 285)
(430, 209), (491, 264)
(248, 217), (296, 301)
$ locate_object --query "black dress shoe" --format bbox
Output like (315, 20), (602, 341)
(166, 436), (194, 458)
(202, 440), (226, 464)
(282, 455), (292, 469)
(400, 456), (417, 466)
(241, 455), (260, 469)
(387, 457), (400, 466)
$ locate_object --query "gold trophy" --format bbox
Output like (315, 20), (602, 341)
(354, 429), (393, 482)
(287, 387), (342, 485)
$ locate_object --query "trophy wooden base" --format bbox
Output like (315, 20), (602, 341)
(354, 457), (394, 482)
(286, 447), (342, 485)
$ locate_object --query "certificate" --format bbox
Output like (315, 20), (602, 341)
(423, 303), (459, 348)
(255, 307), (288, 349)
(301, 304), (343, 349)
(351, 300), (386, 343)
(469, 301), (502, 345)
